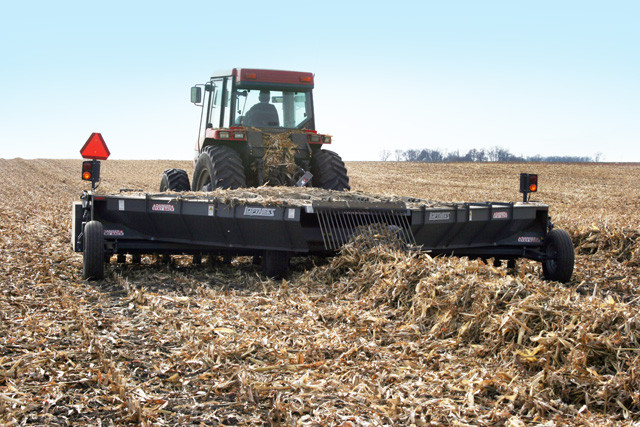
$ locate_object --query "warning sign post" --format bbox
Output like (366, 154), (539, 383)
(80, 132), (109, 189)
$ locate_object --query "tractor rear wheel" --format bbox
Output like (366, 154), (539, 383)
(262, 250), (290, 279)
(83, 221), (105, 280)
(311, 149), (350, 191)
(192, 145), (246, 191)
(542, 229), (574, 283)
(160, 168), (190, 192)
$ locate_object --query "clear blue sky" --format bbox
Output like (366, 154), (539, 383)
(1, 0), (638, 162)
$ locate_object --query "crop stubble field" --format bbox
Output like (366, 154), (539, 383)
(1, 159), (639, 425)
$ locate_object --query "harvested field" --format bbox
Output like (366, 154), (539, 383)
(1, 158), (639, 425)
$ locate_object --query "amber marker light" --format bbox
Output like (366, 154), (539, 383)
(520, 173), (538, 202)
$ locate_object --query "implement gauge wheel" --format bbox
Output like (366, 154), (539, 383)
(311, 149), (350, 191)
(542, 229), (574, 283)
(262, 250), (290, 279)
(192, 145), (246, 191)
(160, 168), (190, 192)
(83, 221), (105, 280)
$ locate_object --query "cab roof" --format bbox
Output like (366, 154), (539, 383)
(211, 68), (314, 90)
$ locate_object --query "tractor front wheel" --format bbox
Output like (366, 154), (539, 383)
(542, 229), (574, 283)
(160, 168), (190, 192)
(192, 145), (246, 191)
(311, 149), (350, 191)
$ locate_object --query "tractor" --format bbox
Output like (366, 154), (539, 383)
(159, 68), (350, 192)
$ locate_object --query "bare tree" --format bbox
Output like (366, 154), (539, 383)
(404, 149), (420, 161)
(385, 146), (594, 163)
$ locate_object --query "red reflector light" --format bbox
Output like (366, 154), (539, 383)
(300, 76), (312, 83)
(245, 73), (257, 79)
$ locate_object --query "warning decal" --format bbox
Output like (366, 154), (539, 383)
(152, 203), (175, 212)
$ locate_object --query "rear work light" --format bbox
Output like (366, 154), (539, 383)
(520, 173), (538, 202)
(307, 133), (331, 144)
(214, 130), (247, 141)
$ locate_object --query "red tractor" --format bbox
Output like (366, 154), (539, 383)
(160, 68), (350, 192)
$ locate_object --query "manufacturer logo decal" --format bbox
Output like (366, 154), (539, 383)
(152, 203), (175, 212)
(429, 212), (450, 221)
(104, 229), (124, 236)
(244, 207), (275, 217)
(493, 211), (508, 219)
(518, 236), (541, 243)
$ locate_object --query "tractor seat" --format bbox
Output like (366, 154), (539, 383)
(243, 103), (279, 127)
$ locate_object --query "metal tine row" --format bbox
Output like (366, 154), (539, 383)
(317, 210), (328, 249)
(399, 212), (417, 246)
(317, 209), (416, 251)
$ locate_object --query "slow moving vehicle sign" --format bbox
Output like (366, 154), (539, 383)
(80, 133), (110, 160)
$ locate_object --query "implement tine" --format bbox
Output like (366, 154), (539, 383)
(358, 211), (368, 250)
(317, 210), (330, 250)
(402, 213), (416, 246)
(336, 211), (349, 247)
(345, 210), (357, 244)
(371, 210), (384, 249)
(333, 210), (344, 247)
(327, 210), (340, 249)
(331, 211), (344, 248)
(385, 210), (400, 249)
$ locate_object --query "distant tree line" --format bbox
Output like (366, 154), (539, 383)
(379, 147), (602, 163)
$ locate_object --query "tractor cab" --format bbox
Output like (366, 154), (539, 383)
(191, 68), (316, 135)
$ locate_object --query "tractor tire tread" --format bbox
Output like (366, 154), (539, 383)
(83, 221), (105, 280)
(192, 145), (246, 190)
(542, 228), (574, 283)
(160, 168), (190, 192)
(311, 149), (350, 191)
